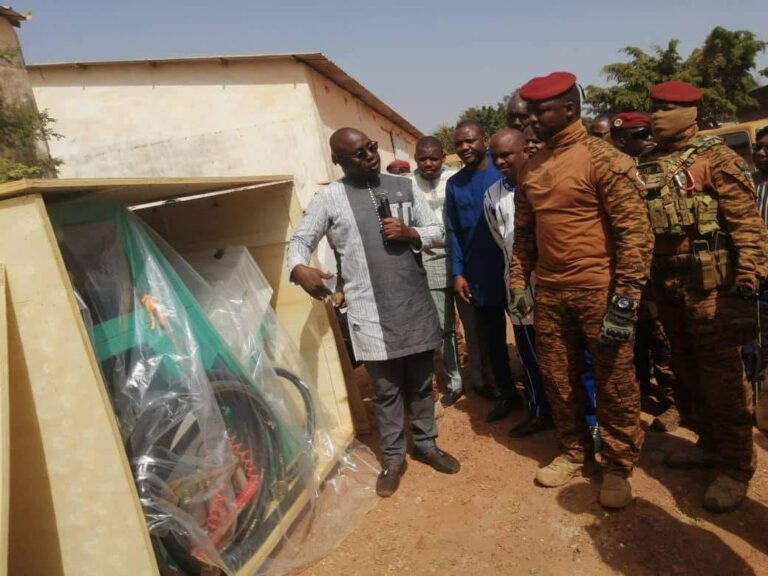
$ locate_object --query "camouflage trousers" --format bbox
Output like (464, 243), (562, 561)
(653, 266), (756, 482)
(535, 286), (642, 477)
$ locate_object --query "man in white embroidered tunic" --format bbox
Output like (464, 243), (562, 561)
(287, 127), (461, 497)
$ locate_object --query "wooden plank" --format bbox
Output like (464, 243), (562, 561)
(1, 195), (158, 576)
(0, 266), (8, 576)
(234, 455), (339, 576)
(325, 299), (370, 434)
(0, 175), (292, 204)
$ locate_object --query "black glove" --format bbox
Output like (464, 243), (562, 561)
(599, 298), (636, 344)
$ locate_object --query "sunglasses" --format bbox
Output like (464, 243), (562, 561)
(753, 142), (768, 153)
(630, 128), (652, 140)
(343, 140), (379, 160)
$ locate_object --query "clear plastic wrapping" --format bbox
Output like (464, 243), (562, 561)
(177, 246), (379, 574)
(49, 202), (377, 575)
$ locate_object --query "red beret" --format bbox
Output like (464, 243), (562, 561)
(519, 72), (577, 102)
(387, 160), (410, 169)
(649, 80), (702, 103)
(611, 112), (651, 130)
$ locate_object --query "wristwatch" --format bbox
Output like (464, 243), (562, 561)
(613, 295), (638, 311)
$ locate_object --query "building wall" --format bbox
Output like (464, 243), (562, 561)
(30, 59), (326, 206)
(304, 67), (418, 181)
(0, 18), (52, 169)
(29, 58), (418, 207)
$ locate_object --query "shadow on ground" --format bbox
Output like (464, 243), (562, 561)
(637, 425), (768, 557)
(557, 481), (757, 575)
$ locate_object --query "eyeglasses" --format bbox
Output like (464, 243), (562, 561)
(753, 142), (768, 153)
(342, 140), (379, 160)
(630, 128), (652, 140)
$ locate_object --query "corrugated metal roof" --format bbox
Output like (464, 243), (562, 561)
(27, 52), (423, 139)
(0, 6), (29, 26)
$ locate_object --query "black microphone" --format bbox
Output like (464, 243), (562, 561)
(374, 189), (392, 219)
(373, 189), (392, 246)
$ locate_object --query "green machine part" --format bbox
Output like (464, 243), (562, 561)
(48, 201), (305, 472)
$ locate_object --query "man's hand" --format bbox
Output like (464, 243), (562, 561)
(333, 289), (346, 309)
(509, 287), (531, 320)
(599, 299), (636, 344)
(453, 275), (472, 304)
(291, 264), (334, 300)
(381, 217), (419, 244)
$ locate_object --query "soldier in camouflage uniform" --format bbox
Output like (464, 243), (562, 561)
(610, 111), (682, 433)
(509, 72), (653, 509)
(643, 80), (768, 513)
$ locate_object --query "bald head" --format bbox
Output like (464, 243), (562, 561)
(506, 91), (530, 130)
(329, 127), (380, 181)
(330, 127), (367, 155)
(489, 128), (527, 182)
(490, 127), (525, 149)
(589, 115), (612, 140)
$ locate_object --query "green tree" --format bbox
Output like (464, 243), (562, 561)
(584, 27), (766, 127)
(458, 102), (508, 135)
(433, 124), (456, 154)
(432, 94), (512, 153)
(688, 27), (766, 124)
(0, 48), (61, 182)
(585, 40), (688, 115)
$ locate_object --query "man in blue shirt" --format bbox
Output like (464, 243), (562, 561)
(446, 120), (523, 422)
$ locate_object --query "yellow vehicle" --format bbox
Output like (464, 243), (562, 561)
(701, 119), (768, 172)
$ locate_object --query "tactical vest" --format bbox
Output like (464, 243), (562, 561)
(638, 135), (723, 237)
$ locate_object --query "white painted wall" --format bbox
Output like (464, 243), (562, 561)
(304, 66), (418, 181)
(29, 58), (418, 208)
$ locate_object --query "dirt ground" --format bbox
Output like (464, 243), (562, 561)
(297, 340), (768, 576)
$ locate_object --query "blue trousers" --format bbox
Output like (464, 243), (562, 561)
(582, 351), (598, 427)
(512, 323), (597, 424)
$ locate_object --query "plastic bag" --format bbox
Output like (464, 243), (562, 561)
(179, 246), (379, 575)
(50, 203), (314, 575)
(51, 203), (377, 575)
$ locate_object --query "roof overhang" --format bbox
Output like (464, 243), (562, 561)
(27, 52), (423, 139)
(0, 175), (293, 206)
(0, 6), (29, 27)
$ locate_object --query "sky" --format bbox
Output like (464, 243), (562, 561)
(14, 0), (768, 134)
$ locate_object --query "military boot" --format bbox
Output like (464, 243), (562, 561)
(600, 473), (633, 509)
(535, 455), (584, 487)
(651, 405), (680, 432)
(703, 474), (748, 513)
(664, 444), (719, 469)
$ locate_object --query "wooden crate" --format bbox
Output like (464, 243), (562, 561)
(0, 177), (355, 575)
(0, 266), (8, 576)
